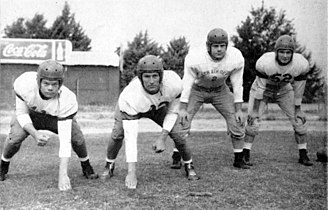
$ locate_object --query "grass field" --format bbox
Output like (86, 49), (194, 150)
(0, 130), (326, 210)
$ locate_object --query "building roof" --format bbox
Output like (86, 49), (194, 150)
(66, 51), (119, 66)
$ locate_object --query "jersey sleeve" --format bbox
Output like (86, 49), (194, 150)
(180, 54), (197, 103)
(15, 96), (33, 128)
(58, 87), (78, 120)
(229, 51), (245, 103)
(292, 56), (310, 105)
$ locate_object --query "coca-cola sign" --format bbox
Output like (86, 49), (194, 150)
(0, 38), (72, 64)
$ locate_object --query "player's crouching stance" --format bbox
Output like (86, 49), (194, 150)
(174, 28), (249, 169)
(0, 60), (98, 191)
(243, 35), (313, 166)
(100, 55), (200, 189)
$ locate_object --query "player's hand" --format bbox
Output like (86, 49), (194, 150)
(235, 110), (244, 126)
(179, 109), (190, 127)
(35, 132), (50, 146)
(295, 110), (306, 124)
(58, 174), (71, 191)
(152, 132), (168, 153)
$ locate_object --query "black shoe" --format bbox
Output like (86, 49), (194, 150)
(171, 159), (182, 169)
(0, 160), (10, 181)
(184, 162), (200, 181)
(233, 152), (250, 169)
(243, 149), (253, 166)
(81, 160), (99, 179)
(316, 151), (328, 163)
(171, 152), (182, 169)
(100, 162), (115, 180)
(298, 149), (313, 166)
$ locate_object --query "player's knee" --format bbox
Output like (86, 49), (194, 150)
(293, 119), (307, 135)
(245, 115), (260, 136)
(170, 130), (189, 141)
(230, 132), (245, 140)
(8, 132), (26, 145)
(245, 125), (259, 137)
(111, 133), (124, 142)
(294, 126), (307, 135)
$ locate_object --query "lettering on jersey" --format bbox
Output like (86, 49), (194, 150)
(268, 73), (293, 83)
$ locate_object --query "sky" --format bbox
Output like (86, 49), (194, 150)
(0, 0), (327, 69)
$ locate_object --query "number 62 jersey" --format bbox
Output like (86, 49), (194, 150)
(251, 52), (310, 105)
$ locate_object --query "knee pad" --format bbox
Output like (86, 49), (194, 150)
(111, 131), (124, 142)
(245, 115), (260, 136)
(294, 121), (307, 135)
(230, 132), (245, 140)
(169, 131), (187, 145)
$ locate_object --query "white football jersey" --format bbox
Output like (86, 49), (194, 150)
(14, 72), (78, 118)
(252, 52), (310, 105)
(181, 46), (244, 103)
(118, 70), (182, 117)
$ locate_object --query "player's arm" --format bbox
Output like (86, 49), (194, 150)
(230, 58), (245, 123)
(15, 96), (50, 145)
(292, 76), (307, 124)
(153, 98), (180, 153)
(292, 61), (310, 123)
(180, 65), (196, 124)
(122, 116), (139, 189)
(57, 117), (74, 191)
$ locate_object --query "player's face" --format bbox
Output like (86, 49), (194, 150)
(40, 79), (60, 98)
(210, 43), (227, 60)
(277, 49), (293, 64)
(142, 72), (161, 94)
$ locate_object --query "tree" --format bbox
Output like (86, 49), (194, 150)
(231, 5), (296, 101)
(162, 37), (190, 78)
(117, 31), (163, 91)
(25, 14), (50, 39)
(50, 2), (91, 51)
(3, 1), (91, 51)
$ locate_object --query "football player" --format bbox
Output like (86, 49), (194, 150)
(0, 60), (98, 191)
(243, 35), (313, 166)
(101, 55), (199, 189)
(176, 28), (249, 169)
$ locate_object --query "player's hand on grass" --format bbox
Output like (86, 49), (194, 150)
(58, 174), (71, 191)
(35, 131), (50, 146)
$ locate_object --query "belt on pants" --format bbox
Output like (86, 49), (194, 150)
(193, 84), (223, 92)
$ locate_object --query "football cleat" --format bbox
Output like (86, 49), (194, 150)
(242, 149), (253, 166)
(100, 162), (115, 180)
(0, 160), (10, 181)
(184, 162), (200, 181)
(171, 159), (182, 169)
(233, 160), (251, 169)
(171, 151), (182, 169)
(298, 149), (313, 166)
(81, 160), (99, 179)
(233, 152), (250, 169)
